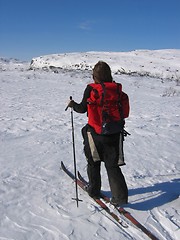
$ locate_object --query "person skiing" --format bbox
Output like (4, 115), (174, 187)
(67, 61), (129, 206)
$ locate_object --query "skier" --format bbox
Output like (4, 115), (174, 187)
(67, 61), (129, 206)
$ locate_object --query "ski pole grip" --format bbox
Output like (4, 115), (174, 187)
(65, 96), (73, 111)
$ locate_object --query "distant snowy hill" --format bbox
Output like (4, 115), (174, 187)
(0, 57), (28, 71)
(30, 49), (180, 81)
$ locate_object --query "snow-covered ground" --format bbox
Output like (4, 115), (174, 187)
(0, 50), (180, 240)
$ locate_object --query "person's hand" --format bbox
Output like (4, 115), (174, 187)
(67, 100), (74, 108)
(65, 96), (74, 111)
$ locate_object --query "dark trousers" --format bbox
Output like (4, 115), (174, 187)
(82, 125), (128, 203)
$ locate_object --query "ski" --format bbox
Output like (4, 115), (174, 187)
(61, 161), (128, 228)
(78, 171), (159, 240)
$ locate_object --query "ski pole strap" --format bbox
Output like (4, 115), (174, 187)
(123, 129), (131, 137)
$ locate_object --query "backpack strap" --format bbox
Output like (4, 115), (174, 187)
(100, 82), (109, 123)
(116, 83), (124, 121)
(100, 82), (105, 106)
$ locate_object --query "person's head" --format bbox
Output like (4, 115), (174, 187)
(93, 61), (113, 83)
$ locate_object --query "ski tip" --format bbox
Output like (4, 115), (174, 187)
(61, 161), (65, 169)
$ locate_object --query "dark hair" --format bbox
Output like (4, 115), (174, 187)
(93, 61), (113, 83)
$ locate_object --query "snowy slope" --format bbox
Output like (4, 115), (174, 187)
(0, 50), (180, 240)
(30, 49), (180, 81)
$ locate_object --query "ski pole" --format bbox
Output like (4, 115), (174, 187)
(65, 96), (82, 207)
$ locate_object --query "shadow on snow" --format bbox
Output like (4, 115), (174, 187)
(103, 178), (180, 211)
(129, 178), (180, 211)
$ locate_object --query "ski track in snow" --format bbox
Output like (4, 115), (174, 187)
(0, 52), (180, 240)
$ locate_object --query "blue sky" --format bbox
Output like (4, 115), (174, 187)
(0, 0), (180, 60)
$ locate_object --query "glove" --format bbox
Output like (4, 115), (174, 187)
(65, 96), (74, 111)
(67, 100), (74, 108)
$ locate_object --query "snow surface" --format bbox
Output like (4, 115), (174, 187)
(0, 50), (180, 240)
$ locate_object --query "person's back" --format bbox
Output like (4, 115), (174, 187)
(87, 81), (129, 135)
